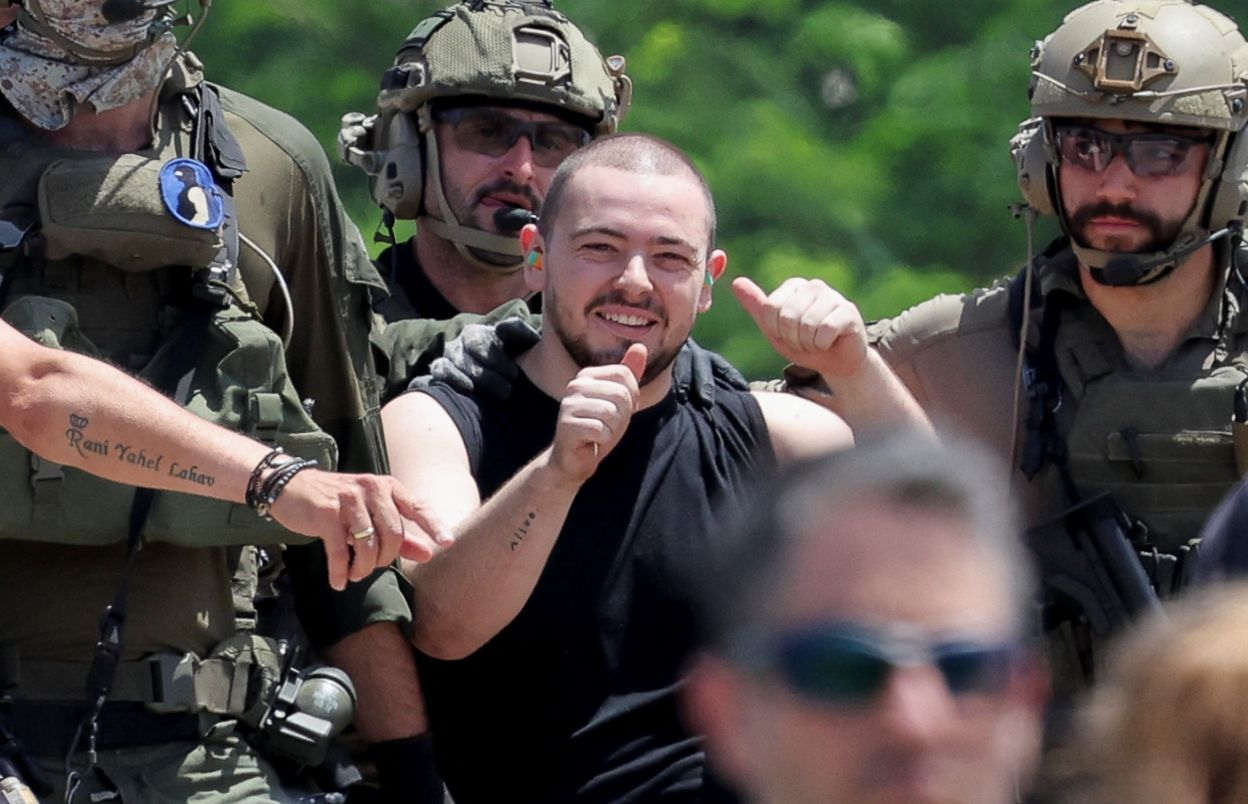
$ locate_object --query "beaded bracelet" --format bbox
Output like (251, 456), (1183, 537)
(246, 448), (318, 520)
(253, 458), (319, 520)
(246, 448), (290, 511)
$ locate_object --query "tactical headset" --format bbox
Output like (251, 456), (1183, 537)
(1011, 0), (1248, 286)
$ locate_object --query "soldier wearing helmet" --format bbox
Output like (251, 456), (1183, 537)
(330, 5), (632, 801)
(347, 1), (752, 415)
(779, 0), (1248, 712)
(341, 0), (631, 322)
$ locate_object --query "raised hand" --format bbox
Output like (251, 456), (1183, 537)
(549, 344), (647, 485)
(270, 469), (451, 590)
(732, 276), (869, 381)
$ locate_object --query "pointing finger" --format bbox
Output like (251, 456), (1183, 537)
(394, 483), (456, 547)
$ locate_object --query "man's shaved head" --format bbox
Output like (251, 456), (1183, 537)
(538, 132), (717, 253)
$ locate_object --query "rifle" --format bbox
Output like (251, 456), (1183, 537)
(1026, 492), (1163, 639)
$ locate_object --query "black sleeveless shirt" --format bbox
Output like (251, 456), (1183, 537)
(416, 371), (773, 804)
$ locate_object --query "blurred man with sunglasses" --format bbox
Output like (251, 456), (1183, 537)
(782, 0), (1248, 713)
(684, 434), (1047, 804)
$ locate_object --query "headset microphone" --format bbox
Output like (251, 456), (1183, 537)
(1098, 223), (1241, 286)
(494, 207), (538, 235)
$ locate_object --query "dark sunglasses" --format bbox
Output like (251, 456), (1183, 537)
(1054, 125), (1211, 178)
(731, 622), (1022, 706)
(433, 107), (591, 168)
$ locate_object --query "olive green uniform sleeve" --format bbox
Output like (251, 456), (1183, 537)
(287, 547), (414, 646)
(216, 88), (410, 645)
(219, 86), (388, 476)
(867, 285), (1022, 463)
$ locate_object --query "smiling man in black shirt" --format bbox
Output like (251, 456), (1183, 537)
(381, 132), (930, 803)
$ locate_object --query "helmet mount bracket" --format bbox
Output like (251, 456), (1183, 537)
(1075, 28), (1177, 93)
(514, 26), (572, 87)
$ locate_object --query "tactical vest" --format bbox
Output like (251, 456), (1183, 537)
(1024, 249), (1248, 564)
(0, 86), (334, 548)
(1054, 331), (1247, 553)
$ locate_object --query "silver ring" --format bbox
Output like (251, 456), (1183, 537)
(351, 525), (377, 541)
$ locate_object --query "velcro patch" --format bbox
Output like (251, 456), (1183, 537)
(160, 158), (225, 230)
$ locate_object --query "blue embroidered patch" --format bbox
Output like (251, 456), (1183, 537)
(160, 158), (225, 230)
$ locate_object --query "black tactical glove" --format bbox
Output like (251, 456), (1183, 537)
(410, 317), (542, 401)
(368, 734), (445, 804)
(676, 337), (750, 408)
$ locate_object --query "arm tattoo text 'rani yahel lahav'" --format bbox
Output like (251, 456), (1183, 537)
(64, 412), (217, 488)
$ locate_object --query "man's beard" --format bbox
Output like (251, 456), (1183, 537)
(453, 178), (541, 267)
(1066, 200), (1183, 254)
(547, 287), (684, 387)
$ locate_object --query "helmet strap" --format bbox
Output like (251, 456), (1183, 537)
(418, 105), (525, 275)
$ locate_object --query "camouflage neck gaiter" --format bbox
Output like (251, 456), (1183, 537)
(0, 0), (176, 131)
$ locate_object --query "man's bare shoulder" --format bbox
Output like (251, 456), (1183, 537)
(382, 388), (464, 441)
(750, 390), (854, 464)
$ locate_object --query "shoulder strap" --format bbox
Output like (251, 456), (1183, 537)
(1008, 236), (1069, 351)
(1012, 238), (1080, 500)
(187, 84), (247, 303)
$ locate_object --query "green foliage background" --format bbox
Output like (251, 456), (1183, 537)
(189, 0), (1248, 378)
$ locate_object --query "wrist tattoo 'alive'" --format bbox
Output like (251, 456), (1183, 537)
(511, 511), (537, 551)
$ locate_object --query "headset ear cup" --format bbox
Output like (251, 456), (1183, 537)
(1208, 131), (1248, 231)
(371, 112), (425, 220)
(1012, 117), (1056, 217)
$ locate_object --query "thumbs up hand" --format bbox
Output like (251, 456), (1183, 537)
(550, 344), (647, 485)
(732, 277), (869, 381)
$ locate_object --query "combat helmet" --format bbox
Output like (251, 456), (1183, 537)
(339, 0), (631, 269)
(1013, 0), (1248, 285)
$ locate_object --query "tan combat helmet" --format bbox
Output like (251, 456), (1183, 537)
(1014, 0), (1248, 285)
(339, 0), (631, 270)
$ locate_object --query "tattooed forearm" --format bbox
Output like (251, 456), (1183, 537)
(167, 462), (215, 487)
(510, 510), (537, 551)
(65, 413), (109, 458)
(62, 412), (214, 487)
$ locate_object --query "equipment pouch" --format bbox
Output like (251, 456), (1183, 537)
(142, 635), (283, 727)
(0, 295), (101, 356)
(38, 155), (222, 272)
(195, 634), (285, 726)
(1063, 364), (1248, 552)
